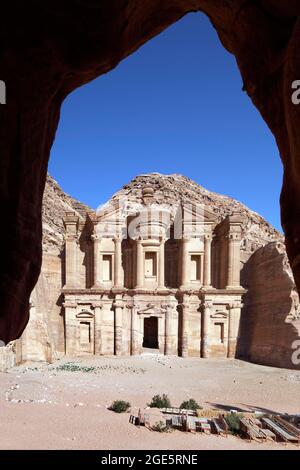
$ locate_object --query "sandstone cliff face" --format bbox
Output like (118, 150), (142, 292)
(42, 175), (91, 254)
(240, 242), (300, 369)
(16, 176), (92, 363)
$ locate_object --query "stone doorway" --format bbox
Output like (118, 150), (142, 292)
(143, 317), (159, 349)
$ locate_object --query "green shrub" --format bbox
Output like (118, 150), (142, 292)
(225, 413), (244, 435)
(148, 394), (171, 409)
(152, 420), (172, 433)
(110, 400), (131, 413)
(55, 362), (96, 373)
(179, 398), (201, 411)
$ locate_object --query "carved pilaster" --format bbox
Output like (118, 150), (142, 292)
(227, 301), (243, 358)
(203, 230), (212, 288)
(114, 298), (124, 356)
(136, 239), (144, 288)
(180, 299), (190, 358)
(93, 302), (103, 355)
(114, 237), (123, 288)
(226, 231), (242, 289)
(91, 234), (103, 288)
(180, 237), (190, 289)
(202, 301), (213, 358)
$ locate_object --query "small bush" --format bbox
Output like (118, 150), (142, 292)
(225, 413), (244, 435)
(55, 362), (96, 373)
(110, 400), (131, 413)
(152, 420), (172, 433)
(179, 398), (201, 411)
(148, 394), (171, 409)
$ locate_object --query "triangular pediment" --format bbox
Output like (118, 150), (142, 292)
(138, 305), (164, 316)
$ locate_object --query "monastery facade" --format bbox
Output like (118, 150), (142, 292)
(62, 186), (245, 358)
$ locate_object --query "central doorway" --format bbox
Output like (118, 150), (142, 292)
(143, 317), (159, 349)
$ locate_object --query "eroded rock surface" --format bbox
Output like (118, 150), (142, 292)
(241, 242), (300, 369)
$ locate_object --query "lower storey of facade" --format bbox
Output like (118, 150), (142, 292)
(63, 288), (244, 359)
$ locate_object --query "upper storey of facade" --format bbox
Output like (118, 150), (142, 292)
(63, 185), (244, 293)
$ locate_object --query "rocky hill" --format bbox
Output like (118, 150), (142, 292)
(109, 173), (283, 262)
(42, 175), (91, 254)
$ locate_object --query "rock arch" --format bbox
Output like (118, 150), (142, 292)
(1, 1), (300, 342)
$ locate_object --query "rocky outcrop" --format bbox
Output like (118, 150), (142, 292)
(13, 176), (92, 364)
(110, 173), (282, 264)
(42, 175), (91, 254)
(240, 242), (300, 369)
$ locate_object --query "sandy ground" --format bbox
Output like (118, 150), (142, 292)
(0, 354), (300, 450)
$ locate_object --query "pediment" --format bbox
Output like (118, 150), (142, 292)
(138, 305), (164, 316)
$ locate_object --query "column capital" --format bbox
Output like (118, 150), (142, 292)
(113, 301), (124, 310)
(227, 301), (243, 310)
(204, 232), (213, 242)
(162, 303), (174, 312)
(227, 231), (242, 241)
(65, 234), (78, 242)
(92, 302), (103, 309)
(203, 301), (213, 310)
(91, 234), (101, 242)
(179, 302), (190, 310)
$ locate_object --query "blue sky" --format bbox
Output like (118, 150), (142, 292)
(49, 12), (283, 232)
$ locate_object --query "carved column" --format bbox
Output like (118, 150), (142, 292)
(114, 297), (124, 356)
(93, 302), (103, 355)
(164, 304), (173, 355)
(181, 299), (190, 358)
(203, 231), (212, 288)
(92, 235), (103, 287)
(202, 302), (212, 358)
(227, 302), (242, 358)
(226, 231), (242, 289)
(158, 238), (166, 289)
(130, 305), (138, 355)
(136, 239), (144, 288)
(64, 212), (79, 288)
(63, 301), (78, 356)
(114, 237), (123, 288)
(220, 236), (227, 289)
(181, 237), (190, 288)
